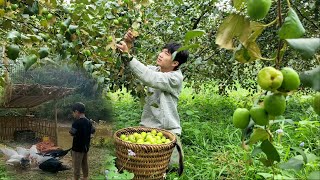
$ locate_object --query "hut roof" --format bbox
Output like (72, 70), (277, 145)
(0, 84), (74, 108)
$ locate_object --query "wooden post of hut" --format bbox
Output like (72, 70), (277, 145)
(54, 99), (58, 145)
(2, 46), (9, 85)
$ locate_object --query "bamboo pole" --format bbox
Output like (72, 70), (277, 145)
(54, 99), (58, 145)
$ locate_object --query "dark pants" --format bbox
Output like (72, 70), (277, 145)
(72, 150), (89, 180)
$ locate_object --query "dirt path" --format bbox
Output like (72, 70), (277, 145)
(0, 122), (114, 180)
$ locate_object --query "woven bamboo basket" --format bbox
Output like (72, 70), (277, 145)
(114, 126), (183, 180)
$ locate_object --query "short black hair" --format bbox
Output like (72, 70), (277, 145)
(163, 42), (189, 69)
(72, 102), (85, 113)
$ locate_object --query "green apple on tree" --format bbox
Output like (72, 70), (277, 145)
(249, 106), (269, 126)
(279, 67), (300, 91)
(257, 67), (283, 91)
(233, 108), (250, 129)
(264, 93), (286, 116)
(247, 0), (272, 20)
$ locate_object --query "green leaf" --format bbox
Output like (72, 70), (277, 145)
(261, 139), (280, 163)
(216, 14), (250, 49)
(132, 22), (140, 30)
(122, 170), (134, 179)
(24, 1), (39, 15)
(141, 0), (153, 6)
(233, 42), (262, 63)
(69, 25), (78, 34)
(299, 66), (320, 91)
(274, 174), (294, 179)
(233, 0), (245, 10)
(63, 17), (72, 27)
(184, 29), (206, 44)
(172, 44), (200, 60)
(295, 153), (319, 163)
(174, 0), (183, 4)
(270, 119), (294, 125)
(279, 8), (305, 39)
(186, 110), (194, 116)
(286, 38), (320, 59)
(278, 157), (304, 170)
(7, 30), (21, 42)
(308, 171), (320, 180)
(259, 157), (273, 167)
(248, 128), (269, 145)
(178, 44), (200, 52)
(290, 147), (307, 164)
(257, 173), (273, 179)
(246, 22), (266, 43)
(251, 146), (263, 157)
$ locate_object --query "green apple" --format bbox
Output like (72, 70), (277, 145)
(165, 139), (171, 144)
(155, 136), (161, 140)
(161, 137), (167, 143)
(128, 134), (135, 142)
(264, 94), (286, 116)
(249, 106), (269, 126)
(247, 0), (272, 20)
(133, 132), (139, 138)
(156, 139), (162, 144)
(141, 132), (147, 138)
(47, 13), (53, 20)
(151, 129), (157, 136)
(145, 135), (153, 141)
(157, 132), (163, 137)
(149, 138), (156, 144)
(135, 134), (143, 140)
(280, 67), (300, 91)
(232, 108), (250, 129)
(120, 134), (127, 140)
(113, 19), (119, 25)
(136, 139), (144, 144)
(257, 67), (283, 91)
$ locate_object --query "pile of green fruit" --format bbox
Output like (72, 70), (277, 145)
(119, 129), (172, 145)
(233, 66), (301, 129)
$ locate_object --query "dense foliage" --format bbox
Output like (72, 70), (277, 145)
(0, 0), (318, 94)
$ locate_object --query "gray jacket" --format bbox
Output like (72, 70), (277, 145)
(129, 58), (183, 135)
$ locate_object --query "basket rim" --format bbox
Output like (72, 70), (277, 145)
(113, 126), (177, 147)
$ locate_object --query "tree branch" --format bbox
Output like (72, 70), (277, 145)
(192, 10), (207, 30)
(276, 0), (283, 69)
